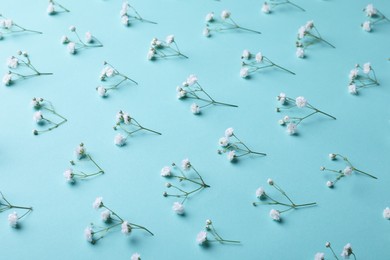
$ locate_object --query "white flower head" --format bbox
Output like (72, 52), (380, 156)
(278, 92), (286, 104)
(298, 26), (306, 39)
(101, 209), (111, 222)
(241, 49), (251, 59)
(295, 96), (307, 108)
(255, 52), (263, 63)
(343, 166), (353, 176)
(329, 153), (336, 160)
(8, 212), (18, 227)
(84, 226), (93, 242)
(205, 12), (214, 22)
(166, 34), (174, 44)
(69, 25), (76, 32)
(97, 86), (107, 97)
(75, 143), (86, 159)
(186, 74), (198, 86)
(203, 27), (210, 37)
(147, 49), (155, 60)
(176, 87), (187, 99)
(363, 62), (371, 74)
(225, 127), (234, 137)
(121, 221), (132, 235)
(256, 187), (265, 199)
(240, 67), (249, 78)
(305, 20), (314, 30)
(219, 137), (229, 147)
(314, 252), (325, 260)
(383, 207), (390, 219)
(196, 230), (207, 245)
(227, 150), (236, 162)
(341, 243), (353, 258)
(296, 47), (305, 58)
(348, 84), (357, 95)
(2, 73), (12, 86)
(365, 4), (377, 17)
(161, 166), (171, 177)
(121, 15), (129, 26)
(67, 42), (76, 54)
(4, 19), (13, 29)
(64, 169), (74, 182)
(191, 103), (200, 114)
(47, 2), (55, 14)
(114, 133), (126, 146)
(33, 111), (43, 122)
(131, 253), (141, 260)
(221, 10), (231, 20)
(93, 197), (103, 209)
(269, 209), (281, 221)
(172, 202), (185, 215)
(326, 181), (334, 188)
(349, 68), (359, 80)
(85, 31), (93, 43)
(61, 35), (69, 44)
(267, 178), (274, 185)
(7, 56), (19, 69)
(262, 2), (270, 14)
(181, 158), (191, 170)
(362, 21), (371, 32)
(123, 113), (131, 124)
(286, 123), (297, 135)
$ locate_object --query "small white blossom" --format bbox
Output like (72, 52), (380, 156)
(383, 207), (390, 219)
(329, 153), (336, 160)
(295, 96), (307, 108)
(161, 166), (171, 177)
(196, 230), (207, 245)
(176, 87), (187, 99)
(191, 103), (200, 114)
(286, 123), (297, 135)
(296, 47), (305, 58)
(181, 158), (191, 170)
(269, 209), (280, 221)
(69, 25), (76, 32)
(67, 42), (76, 54)
(33, 111), (43, 122)
(147, 49), (155, 60)
(326, 181), (334, 188)
(2, 73), (12, 86)
(8, 212), (18, 227)
(255, 52), (263, 63)
(121, 221), (131, 235)
(121, 15), (129, 25)
(349, 68), (359, 80)
(93, 197), (103, 209)
(203, 27), (210, 37)
(172, 202), (185, 215)
(227, 150), (236, 162)
(261, 2), (270, 14)
(97, 86), (107, 96)
(348, 84), (357, 95)
(219, 137), (229, 147)
(221, 10), (231, 20)
(267, 178), (274, 185)
(85, 32), (93, 43)
(314, 252), (325, 260)
(241, 49), (251, 60)
(298, 26), (306, 39)
(363, 62), (371, 74)
(75, 144), (86, 159)
(101, 209), (111, 222)
(61, 35), (69, 44)
(84, 226), (93, 242)
(205, 12), (214, 22)
(123, 113), (131, 124)
(240, 67), (249, 78)
(225, 127), (234, 137)
(186, 74), (198, 86)
(362, 21), (371, 32)
(365, 4), (377, 17)
(341, 243), (353, 258)
(7, 57), (19, 69)
(166, 34), (174, 44)
(278, 92), (286, 104)
(114, 133), (126, 146)
(343, 166), (353, 176)
(47, 2), (55, 14)
(131, 253), (141, 260)
(64, 169), (74, 182)
(256, 187), (265, 199)
(305, 20), (314, 30)
(4, 19), (13, 29)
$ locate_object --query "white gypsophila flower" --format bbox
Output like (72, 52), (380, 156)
(305, 20), (314, 30)
(131, 253), (141, 260)
(69, 25), (76, 32)
(240, 67), (249, 78)
(123, 113), (131, 124)
(120, 8), (127, 16)
(203, 27), (210, 37)
(85, 32), (93, 43)
(314, 252), (325, 260)
(225, 127), (234, 137)
(75, 144), (86, 159)
(64, 169), (73, 182)
(363, 62), (371, 74)
(255, 52), (263, 63)
(205, 12), (214, 22)
(219, 137), (229, 147)
(349, 68), (359, 80)
(296, 47), (305, 58)
(286, 123), (297, 135)
(191, 103), (200, 114)
(362, 21), (371, 32)
(61, 35), (69, 44)
(114, 133), (126, 146)
(221, 10), (231, 20)
(97, 86), (107, 97)
(365, 4), (377, 17)
(186, 74), (198, 86)
(93, 197), (103, 209)
(325, 242), (331, 248)
(161, 166), (171, 177)
(383, 207), (390, 219)
(343, 166), (353, 176)
(326, 181), (334, 188)
(256, 187), (265, 199)
(295, 96), (307, 108)
(4, 19), (13, 29)
(33, 111), (43, 122)
(348, 84), (357, 95)
(166, 34), (174, 44)
(101, 209), (111, 222)
(7, 57), (18, 69)
(172, 202), (185, 215)
(196, 230), (207, 245)
(177, 88), (186, 99)
(262, 2), (270, 14)
(329, 153), (336, 160)
(241, 49), (251, 59)
(278, 119), (285, 125)
(147, 49), (155, 60)
(121, 221), (131, 235)
(84, 226), (93, 242)
(2, 73), (12, 86)
(283, 115), (290, 122)
(8, 212), (18, 227)
(341, 243), (352, 258)
(267, 178), (274, 185)
(122, 1), (129, 11)
(298, 26), (306, 39)
(47, 2), (55, 14)
(31, 98), (41, 109)
(278, 92), (286, 104)
(105, 67), (115, 78)
(227, 150), (236, 162)
(181, 158), (191, 170)
(121, 15), (129, 25)
(269, 209), (280, 221)
(67, 42), (76, 54)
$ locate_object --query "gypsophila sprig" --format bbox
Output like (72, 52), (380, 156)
(361, 4), (389, 32)
(295, 21), (335, 58)
(261, 0), (305, 14)
(217, 128), (266, 162)
(347, 63), (379, 95)
(96, 61), (138, 97)
(321, 153), (377, 188)
(316, 242), (357, 260)
(31, 98), (67, 135)
(3, 51), (52, 86)
(0, 192), (32, 228)
(120, 1), (157, 26)
(0, 14), (42, 40)
(203, 10), (261, 37)
(240, 50), (295, 78)
(177, 75), (237, 115)
(196, 219), (240, 246)
(61, 26), (103, 55)
(252, 179), (316, 222)
(161, 159), (210, 215)
(113, 111), (161, 146)
(85, 197), (153, 244)
(276, 93), (336, 135)
(63, 143), (105, 183)
(147, 35), (188, 60)
(47, 0), (70, 15)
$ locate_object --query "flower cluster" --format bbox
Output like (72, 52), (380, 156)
(203, 10), (261, 37)
(361, 4), (389, 32)
(61, 26), (103, 54)
(196, 219), (240, 246)
(383, 207), (390, 219)
(47, 0), (70, 15)
(176, 74), (237, 115)
(295, 21), (335, 58)
(347, 63), (379, 95)
(240, 49), (295, 78)
(217, 128), (266, 162)
(120, 1), (157, 26)
(63, 143), (105, 183)
(320, 153), (377, 188)
(261, 0), (305, 14)
(253, 179), (316, 222)
(161, 159), (210, 215)
(147, 35), (188, 60)
(3, 51), (52, 86)
(96, 61), (138, 97)
(276, 93), (336, 135)
(85, 197), (153, 244)
(0, 192), (32, 228)
(0, 14), (42, 40)
(316, 242), (356, 260)
(113, 111), (161, 146)
(31, 98), (67, 135)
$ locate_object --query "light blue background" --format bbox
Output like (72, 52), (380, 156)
(0, 0), (389, 259)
